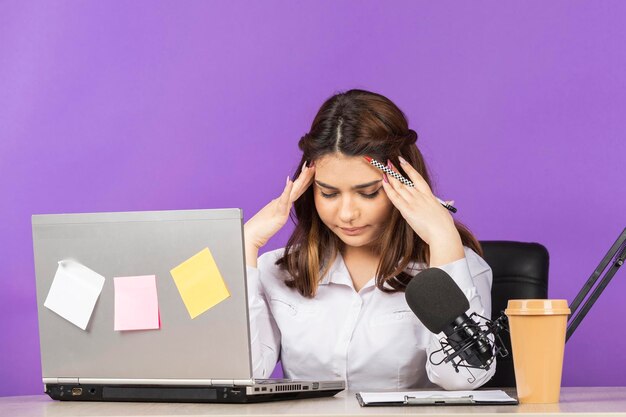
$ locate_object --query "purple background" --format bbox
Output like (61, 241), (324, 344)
(1, 1), (625, 397)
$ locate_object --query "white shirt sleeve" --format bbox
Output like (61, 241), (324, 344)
(246, 254), (281, 378)
(424, 247), (497, 390)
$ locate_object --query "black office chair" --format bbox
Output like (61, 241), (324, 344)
(479, 241), (549, 388)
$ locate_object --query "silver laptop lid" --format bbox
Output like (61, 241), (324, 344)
(32, 208), (253, 383)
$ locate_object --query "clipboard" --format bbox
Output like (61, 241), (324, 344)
(356, 390), (518, 406)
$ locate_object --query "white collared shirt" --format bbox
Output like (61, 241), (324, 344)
(246, 246), (495, 391)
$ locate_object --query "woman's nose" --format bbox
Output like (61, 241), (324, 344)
(338, 197), (359, 223)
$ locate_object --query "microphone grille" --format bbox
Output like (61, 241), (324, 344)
(405, 268), (470, 334)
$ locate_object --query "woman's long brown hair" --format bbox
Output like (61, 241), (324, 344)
(275, 89), (482, 297)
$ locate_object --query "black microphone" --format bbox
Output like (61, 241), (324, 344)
(405, 268), (496, 370)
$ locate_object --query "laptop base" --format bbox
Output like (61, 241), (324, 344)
(45, 383), (343, 403)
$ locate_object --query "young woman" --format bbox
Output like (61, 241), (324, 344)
(244, 89), (494, 391)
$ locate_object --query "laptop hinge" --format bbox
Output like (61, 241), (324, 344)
(218, 379), (255, 387)
(46, 377), (79, 384)
(236, 379), (255, 386)
(210, 380), (233, 387)
(211, 379), (255, 387)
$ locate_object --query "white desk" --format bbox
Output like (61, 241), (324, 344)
(1, 387), (626, 417)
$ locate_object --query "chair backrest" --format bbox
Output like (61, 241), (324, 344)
(480, 241), (549, 387)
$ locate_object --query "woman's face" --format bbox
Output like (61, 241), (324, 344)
(313, 153), (394, 249)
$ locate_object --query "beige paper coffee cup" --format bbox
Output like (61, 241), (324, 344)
(505, 299), (570, 404)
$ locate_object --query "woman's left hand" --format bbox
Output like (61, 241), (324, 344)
(380, 156), (463, 262)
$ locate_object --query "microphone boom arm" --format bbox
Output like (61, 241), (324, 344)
(566, 227), (626, 342)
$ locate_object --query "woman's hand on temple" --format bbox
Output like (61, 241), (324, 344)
(244, 161), (315, 266)
(380, 156), (464, 266)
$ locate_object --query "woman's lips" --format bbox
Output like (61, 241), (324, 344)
(340, 226), (367, 236)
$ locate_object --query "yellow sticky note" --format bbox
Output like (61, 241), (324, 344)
(170, 248), (230, 319)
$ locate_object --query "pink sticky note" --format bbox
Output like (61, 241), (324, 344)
(114, 275), (160, 331)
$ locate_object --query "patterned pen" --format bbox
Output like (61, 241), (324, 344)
(364, 156), (457, 213)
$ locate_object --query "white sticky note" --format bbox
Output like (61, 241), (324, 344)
(44, 260), (106, 330)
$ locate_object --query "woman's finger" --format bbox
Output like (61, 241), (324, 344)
(386, 160), (417, 203)
(276, 176), (294, 214)
(380, 174), (409, 212)
(397, 156), (432, 195)
(290, 162), (315, 202)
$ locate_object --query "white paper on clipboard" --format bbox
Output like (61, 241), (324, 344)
(356, 390), (517, 406)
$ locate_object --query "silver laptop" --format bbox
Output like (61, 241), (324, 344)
(32, 208), (344, 403)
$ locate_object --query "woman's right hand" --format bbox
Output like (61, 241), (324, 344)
(244, 161), (316, 267)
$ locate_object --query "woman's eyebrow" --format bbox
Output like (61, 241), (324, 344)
(315, 179), (382, 190)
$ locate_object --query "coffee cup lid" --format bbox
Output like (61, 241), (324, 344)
(505, 299), (571, 316)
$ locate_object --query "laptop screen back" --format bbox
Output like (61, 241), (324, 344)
(32, 209), (252, 382)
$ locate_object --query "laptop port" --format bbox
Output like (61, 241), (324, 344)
(71, 388), (83, 396)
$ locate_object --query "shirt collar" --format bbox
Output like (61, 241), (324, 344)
(319, 251), (352, 286)
(318, 252), (425, 288)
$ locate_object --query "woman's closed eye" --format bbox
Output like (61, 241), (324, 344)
(320, 188), (382, 199)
